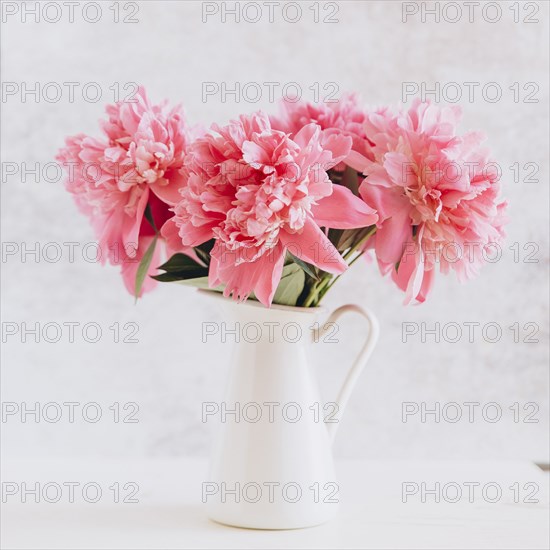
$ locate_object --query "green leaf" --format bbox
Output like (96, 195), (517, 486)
(143, 204), (158, 234)
(194, 247), (211, 267)
(288, 252), (320, 281)
(157, 253), (208, 274)
(193, 240), (215, 267)
(197, 239), (215, 255)
(336, 229), (358, 251)
(337, 226), (373, 252)
(153, 253), (209, 283)
(151, 270), (206, 282)
(327, 228), (344, 248)
(272, 263), (305, 307)
(134, 236), (158, 300)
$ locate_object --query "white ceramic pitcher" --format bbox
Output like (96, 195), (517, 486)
(202, 290), (379, 529)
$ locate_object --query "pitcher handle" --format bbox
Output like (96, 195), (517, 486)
(313, 304), (379, 444)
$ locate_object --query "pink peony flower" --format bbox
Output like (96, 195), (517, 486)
(56, 86), (193, 296)
(271, 93), (374, 170)
(164, 111), (377, 306)
(358, 99), (508, 304)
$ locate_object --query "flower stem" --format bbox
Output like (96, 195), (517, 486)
(302, 275), (331, 307)
(301, 226), (376, 307)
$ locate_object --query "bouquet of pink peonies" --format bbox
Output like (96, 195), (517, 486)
(57, 87), (507, 307)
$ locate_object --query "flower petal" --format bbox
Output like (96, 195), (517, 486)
(281, 217), (347, 274)
(374, 210), (412, 264)
(126, 187), (150, 252)
(150, 169), (186, 206)
(209, 243), (285, 306)
(312, 184), (378, 229)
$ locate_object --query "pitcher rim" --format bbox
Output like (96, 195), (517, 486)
(197, 289), (325, 314)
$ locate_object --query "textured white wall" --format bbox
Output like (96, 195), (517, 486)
(1, 1), (548, 462)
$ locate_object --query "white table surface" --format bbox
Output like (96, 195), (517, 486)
(1, 458), (548, 549)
